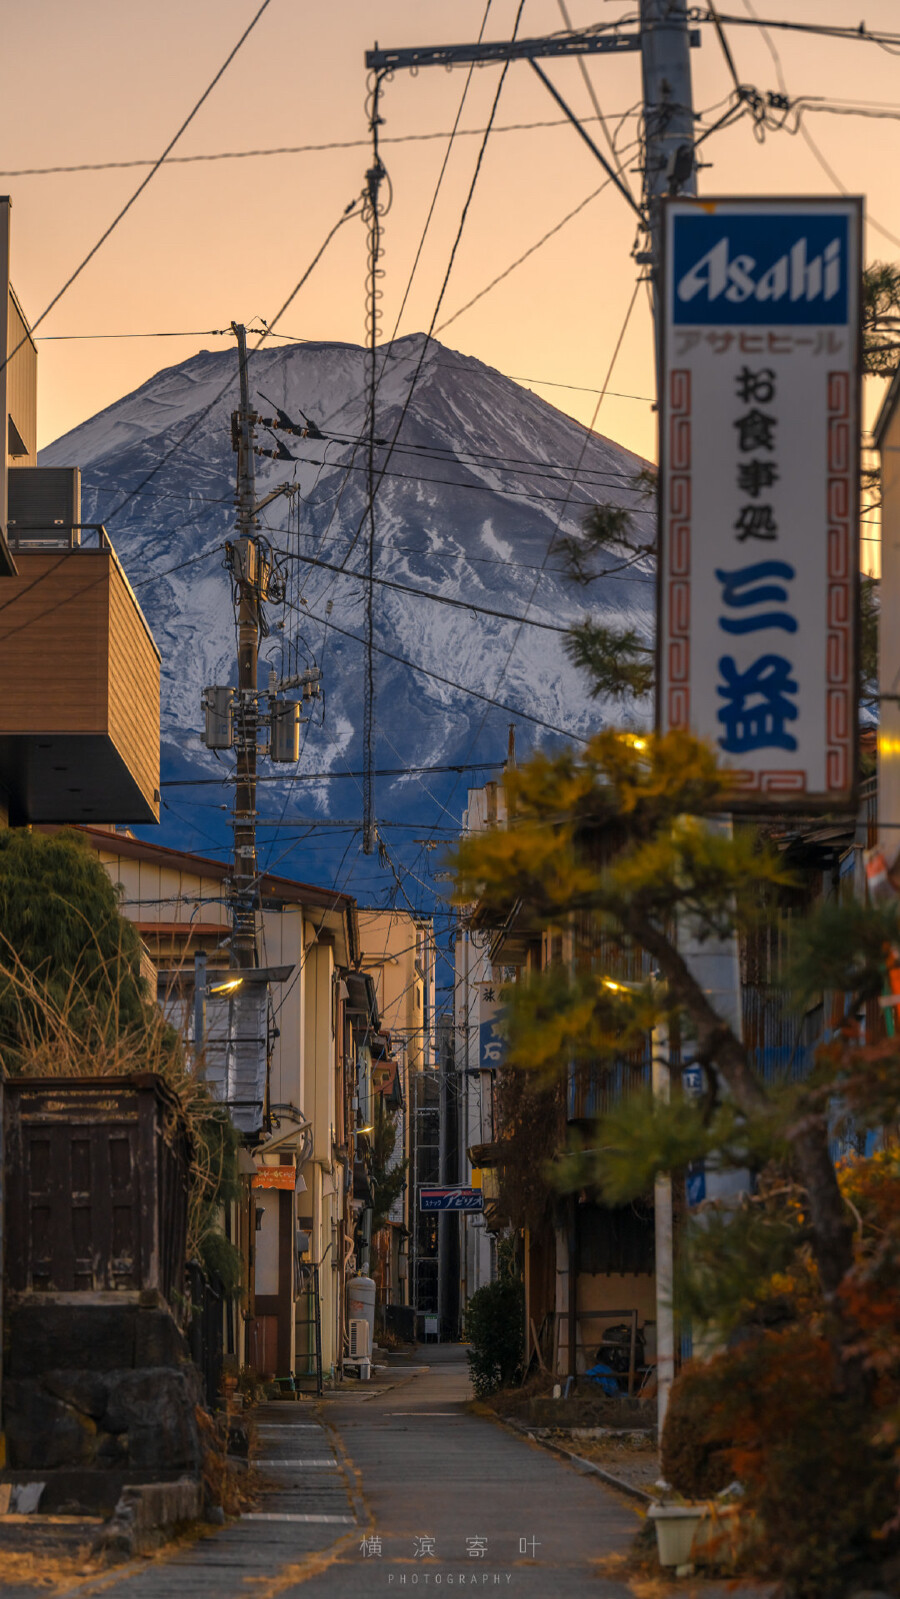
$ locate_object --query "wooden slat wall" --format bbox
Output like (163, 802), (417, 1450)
(106, 555), (160, 812)
(0, 550), (109, 730)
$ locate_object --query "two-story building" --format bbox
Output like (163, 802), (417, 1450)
(0, 196), (159, 833)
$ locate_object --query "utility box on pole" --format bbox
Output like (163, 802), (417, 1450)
(202, 686), (234, 750)
(270, 699), (301, 763)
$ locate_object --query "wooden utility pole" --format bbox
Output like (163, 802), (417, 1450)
(231, 321), (261, 969)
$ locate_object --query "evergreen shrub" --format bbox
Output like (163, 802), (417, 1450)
(465, 1277), (524, 1398)
(662, 1334), (898, 1598)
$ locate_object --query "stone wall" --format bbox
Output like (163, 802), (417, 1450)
(4, 1296), (203, 1492)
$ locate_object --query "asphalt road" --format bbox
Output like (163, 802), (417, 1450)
(297, 1345), (641, 1598)
(52, 1347), (771, 1599)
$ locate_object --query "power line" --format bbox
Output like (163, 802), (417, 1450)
(34, 325), (656, 405)
(736, 0), (900, 252)
(470, 279), (642, 715)
(103, 197), (359, 525)
(37, 329), (231, 342)
(360, 3), (526, 854)
(556, 0), (636, 203)
(256, 446), (603, 509)
(499, 372), (652, 401)
(161, 760), (506, 789)
(131, 547), (222, 590)
(0, 111), (641, 179)
(695, 10), (900, 48)
(399, 272), (644, 889)
(295, 599), (588, 744)
(1, 0), (274, 375)
(356, 433), (647, 479)
(435, 177), (613, 335)
(272, 545), (576, 632)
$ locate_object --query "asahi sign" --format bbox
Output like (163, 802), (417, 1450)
(658, 197), (861, 809)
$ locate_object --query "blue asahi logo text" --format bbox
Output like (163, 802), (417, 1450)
(669, 209), (851, 325)
(677, 235), (841, 308)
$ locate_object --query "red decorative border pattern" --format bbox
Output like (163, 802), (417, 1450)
(666, 369), (691, 730)
(729, 770), (808, 794)
(826, 371), (853, 794)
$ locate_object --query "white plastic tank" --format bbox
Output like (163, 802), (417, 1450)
(347, 1274), (376, 1356)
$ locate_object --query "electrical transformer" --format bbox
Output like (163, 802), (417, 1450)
(202, 686), (234, 750)
(270, 699), (301, 763)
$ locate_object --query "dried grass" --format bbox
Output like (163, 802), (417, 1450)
(0, 933), (235, 1266)
(0, 1542), (95, 1592)
(196, 1406), (266, 1518)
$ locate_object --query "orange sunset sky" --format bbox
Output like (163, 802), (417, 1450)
(2, 0), (899, 520)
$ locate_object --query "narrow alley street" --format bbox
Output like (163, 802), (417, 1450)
(46, 1348), (772, 1599)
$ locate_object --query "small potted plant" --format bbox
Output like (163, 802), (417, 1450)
(649, 1483), (743, 1572)
(648, 1489), (707, 1570)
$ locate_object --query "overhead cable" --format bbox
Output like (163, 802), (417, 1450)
(161, 761), (505, 789)
(737, 0), (900, 251)
(293, 600), (588, 744)
(0, 0), (274, 378)
(273, 545), (583, 631)
(0, 112), (640, 179)
(435, 177), (613, 334)
(103, 196), (359, 525)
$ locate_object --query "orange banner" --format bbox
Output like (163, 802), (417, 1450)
(251, 1165), (296, 1190)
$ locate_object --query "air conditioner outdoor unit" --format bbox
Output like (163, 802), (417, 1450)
(348, 1318), (370, 1361)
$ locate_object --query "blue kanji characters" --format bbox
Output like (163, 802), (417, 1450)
(717, 655), (799, 752)
(715, 561), (797, 634)
(715, 560), (799, 753)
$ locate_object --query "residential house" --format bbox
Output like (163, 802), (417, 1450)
(0, 197), (160, 830)
(62, 825), (359, 1388)
(356, 909), (436, 1330)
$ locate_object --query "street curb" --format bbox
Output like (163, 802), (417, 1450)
(535, 1438), (653, 1505)
(315, 1406), (368, 1530)
(484, 1411), (652, 1506)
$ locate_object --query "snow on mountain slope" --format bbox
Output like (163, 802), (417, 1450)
(40, 334), (654, 901)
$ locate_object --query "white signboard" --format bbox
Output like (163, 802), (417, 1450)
(658, 196), (861, 809)
(477, 980), (504, 1070)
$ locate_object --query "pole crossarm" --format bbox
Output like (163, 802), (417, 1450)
(366, 29), (700, 72)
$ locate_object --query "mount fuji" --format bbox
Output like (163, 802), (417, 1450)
(40, 334), (654, 907)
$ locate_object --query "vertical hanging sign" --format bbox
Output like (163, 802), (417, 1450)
(657, 197), (862, 809)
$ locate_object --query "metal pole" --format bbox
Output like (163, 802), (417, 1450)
(193, 949), (207, 1074)
(460, 927), (470, 1317)
(639, 0), (697, 269)
(438, 1021), (448, 1338)
(652, 1020), (675, 1437)
(231, 322), (259, 970)
(640, 1), (696, 1447)
(567, 1193), (578, 1386)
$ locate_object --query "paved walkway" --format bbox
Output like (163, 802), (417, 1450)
(47, 1347), (770, 1599)
(292, 1348), (639, 1597)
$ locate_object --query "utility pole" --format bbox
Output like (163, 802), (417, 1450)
(638, 0), (696, 1449)
(639, 0), (698, 280)
(365, 6), (703, 1412)
(640, 3), (746, 1443)
(202, 331), (323, 972)
(231, 322), (261, 969)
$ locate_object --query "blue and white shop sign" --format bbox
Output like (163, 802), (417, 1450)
(658, 197), (862, 811)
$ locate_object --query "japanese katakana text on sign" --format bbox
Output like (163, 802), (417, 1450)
(658, 197), (861, 809)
